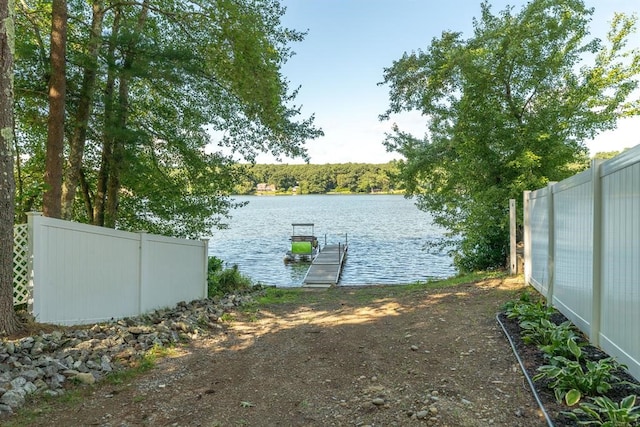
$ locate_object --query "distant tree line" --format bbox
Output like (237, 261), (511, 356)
(234, 162), (402, 194)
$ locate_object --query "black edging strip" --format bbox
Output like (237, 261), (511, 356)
(496, 313), (555, 427)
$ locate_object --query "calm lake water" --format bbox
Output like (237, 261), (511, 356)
(208, 194), (456, 287)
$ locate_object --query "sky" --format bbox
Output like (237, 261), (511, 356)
(251, 0), (640, 164)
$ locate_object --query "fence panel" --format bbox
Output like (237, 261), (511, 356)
(525, 145), (640, 380)
(527, 188), (550, 296)
(550, 170), (593, 334)
(599, 156), (640, 376)
(139, 233), (207, 313)
(30, 215), (141, 325)
(26, 214), (207, 326)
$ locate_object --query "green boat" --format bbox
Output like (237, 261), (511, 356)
(284, 223), (319, 263)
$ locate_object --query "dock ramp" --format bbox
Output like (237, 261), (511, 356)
(302, 243), (348, 288)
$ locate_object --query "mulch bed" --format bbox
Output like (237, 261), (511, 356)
(497, 311), (640, 427)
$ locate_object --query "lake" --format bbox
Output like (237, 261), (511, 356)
(208, 194), (456, 287)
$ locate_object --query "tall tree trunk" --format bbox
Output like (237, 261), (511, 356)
(60, 0), (104, 220)
(42, 0), (67, 218)
(79, 168), (94, 222)
(93, 8), (121, 226)
(103, 74), (128, 228)
(102, 0), (149, 228)
(0, 0), (21, 334)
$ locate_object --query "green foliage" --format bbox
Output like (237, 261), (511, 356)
(380, 0), (640, 271)
(14, 0), (322, 236)
(536, 322), (584, 359)
(533, 340), (625, 406)
(503, 295), (555, 324)
(593, 151), (623, 161)
(207, 257), (252, 297)
(107, 344), (172, 385)
(565, 395), (640, 426)
(520, 318), (579, 350)
(255, 286), (302, 304)
(504, 295), (584, 358)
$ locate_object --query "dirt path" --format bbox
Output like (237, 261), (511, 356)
(7, 276), (547, 426)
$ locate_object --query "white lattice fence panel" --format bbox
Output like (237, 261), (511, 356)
(13, 223), (30, 306)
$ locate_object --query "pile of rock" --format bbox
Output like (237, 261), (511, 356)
(0, 292), (256, 416)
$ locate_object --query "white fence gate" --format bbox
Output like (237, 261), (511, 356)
(524, 144), (640, 380)
(13, 213), (208, 325)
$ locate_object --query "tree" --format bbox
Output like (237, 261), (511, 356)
(42, 0), (66, 218)
(593, 150), (625, 160)
(15, 0), (323, 237)
(380, 0), (640, 271)
(0, 0), (20, 334)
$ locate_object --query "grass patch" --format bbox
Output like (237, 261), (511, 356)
(219, 312), (237, 323)
(414, 270), (506, 289)
(253, 271), (507, 307)
(108, 345), (174, 385)
(255, 287), (303, 305)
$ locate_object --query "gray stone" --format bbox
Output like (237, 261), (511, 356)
(23, 381), (38, 394)
(10, 376), (27, 389)
(63, 355), (74, 367)
(43, 364), (59, 377)
(19, 337), (34, 350)
(1, 390), (25, 408)
(416, 410), (429, 419)
(0, 290), (258, 415)
(20, 369), (41, 382)
(49, 374), (65, 389)
(74, 372), (96, 385)
(31, 340), (46, 356)
(101, 355), (112, 372)
(34, 379), (48, 390)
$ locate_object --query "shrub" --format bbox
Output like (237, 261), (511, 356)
(207, 257), (252, 297)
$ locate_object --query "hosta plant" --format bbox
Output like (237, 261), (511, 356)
(520, 318), (581, 352)
(537, 321), (585, 359)
(533, 338), (624, 406)
(503, 294), (555, 324)
(564, 394), (640, 426)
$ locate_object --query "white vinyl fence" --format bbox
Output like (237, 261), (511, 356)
(524, 144), (640, 380)
(13, 213), (208, 325)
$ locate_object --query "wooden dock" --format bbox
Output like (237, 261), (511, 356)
(302, 243), (348, 288)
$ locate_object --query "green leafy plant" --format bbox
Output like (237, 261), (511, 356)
(519, 318), (561, 345)
(207, 257), (253, 297)
(537, 323), (584, 359)
(503, 297), (555, 324)
(533, 338), (624, 406)
(519, 318), (583, 359)
(564, 394), (640, 426)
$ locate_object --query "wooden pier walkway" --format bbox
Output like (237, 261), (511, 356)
(302, 243), (348, 288)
